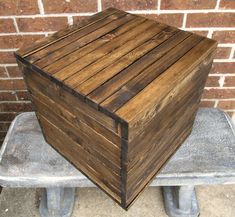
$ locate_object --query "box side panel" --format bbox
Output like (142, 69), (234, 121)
(125, 50), (215, 207)
(18, 62), (123, 204)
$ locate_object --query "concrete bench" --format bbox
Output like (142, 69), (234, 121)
(0, 108), (235, 217)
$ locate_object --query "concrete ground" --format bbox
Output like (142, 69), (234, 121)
(0, 185), (234, 217)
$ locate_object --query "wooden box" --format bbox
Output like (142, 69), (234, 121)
(15, 8), (217, 209)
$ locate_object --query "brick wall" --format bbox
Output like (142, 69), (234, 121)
(0, 0), (235, 143)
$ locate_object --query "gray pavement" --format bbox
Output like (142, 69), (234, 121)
(0, 185), (234, 217)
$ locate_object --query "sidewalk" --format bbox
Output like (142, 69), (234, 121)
(0, 185), (234, 217)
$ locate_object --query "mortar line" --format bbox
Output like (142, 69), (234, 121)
(182, 13), (187, 28)
(12, 17), (19, 33)
(97, 0), (102, 12)
(157, 0), (161, 14)
(214, 59), (235, 62)
(37, 0), (45, 15)
(229, 46), (235, 59)
(67, 15), (73, 26)
(215, 0), (221, 10)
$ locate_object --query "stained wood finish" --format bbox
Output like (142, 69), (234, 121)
(15, 8), (217, 209)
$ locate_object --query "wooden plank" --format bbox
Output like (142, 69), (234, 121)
(127, 102), (199, 191)
(88, 30), (191, 104)
(68, 23), (167, 89)
(128, 94), (201, 174)
(35, 13), (136, 69)
(126, 116), (194, 206)
(126, 76), (206, 191)
(76, 26), (179, 96)
(16, 7), (119, 57)
(43, 15), (143, 74)
(115, 38), (217, 140)
(44, 132), (122, 203)
(75, 27), (178, 95)
(120, 138), (128, 207)
(22, 67), (122, 140)
(127, 63), (210, 176)
(54, 19), (161, 81)
(31, 94), (121, 169)
(124, 54), (213, 205)
(38, 114), (122, 201)
(27, 10), (128, 64)
(101, 34), (203, 112)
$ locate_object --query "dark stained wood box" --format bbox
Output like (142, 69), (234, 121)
(15, 8), (217, 209)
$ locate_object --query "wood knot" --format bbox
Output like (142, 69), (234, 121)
(109, 14), (119, 19)
(101, 33), (116, 41)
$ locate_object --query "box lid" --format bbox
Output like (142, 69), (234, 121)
(15, 7), (217, 125)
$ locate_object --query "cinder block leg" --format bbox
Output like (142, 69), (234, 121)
(162, 186), (199, 217)
(39, 187), (75, 217)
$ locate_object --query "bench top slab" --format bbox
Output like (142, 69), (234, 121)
(0, 108), (235, 187)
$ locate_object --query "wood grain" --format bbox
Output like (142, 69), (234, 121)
(23, 66), (122, 142)
(101, 34), (203, 112)
(38, 14), (136, 70)
(88, 30), (191, 104)
(38, 114), (122, 202)
(54, 19), (160, 81)
(116, 38), (217, 141)
(76, 26), (179, 95)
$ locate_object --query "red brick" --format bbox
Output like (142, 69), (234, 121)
(7, 66), (22, 78)
(224, 76), (235, 87)
(0, 52), (16, 64)
(0, 67), (8, 78)
(44, 0), (97, 13)
(205, 76), (220, 87)
(211, 62), (235, 74)
(141, 14), (183, 27)
(191, 31), (209, 37)
(73, 16), (87, 24)
(215, 47), (231, 59)
(0, 92), (16, 101)
(218, 100), (235, 110)
(199, 100), (215, 107)
(0, 79), (26, 90)
(0, 102), (33, 112)
(0, 35), (44, 49)
(16, 91), (31, 101)
(187, 13), (235, 28)
(202, 88), (235, 99)
(103, 0), (157, 10)
(17, 17), (68, 32)
(0, 113), (17, 121)
(0, 19), (16, 33)
(0, 0), (39, 15)
(213, 31), (235, 44)
(220, 0), (235, 9)
(161, 0), (216, 9)
(0, 122), (11, 131)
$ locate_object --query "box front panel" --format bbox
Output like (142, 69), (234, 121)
(20, 63), (123, 203)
